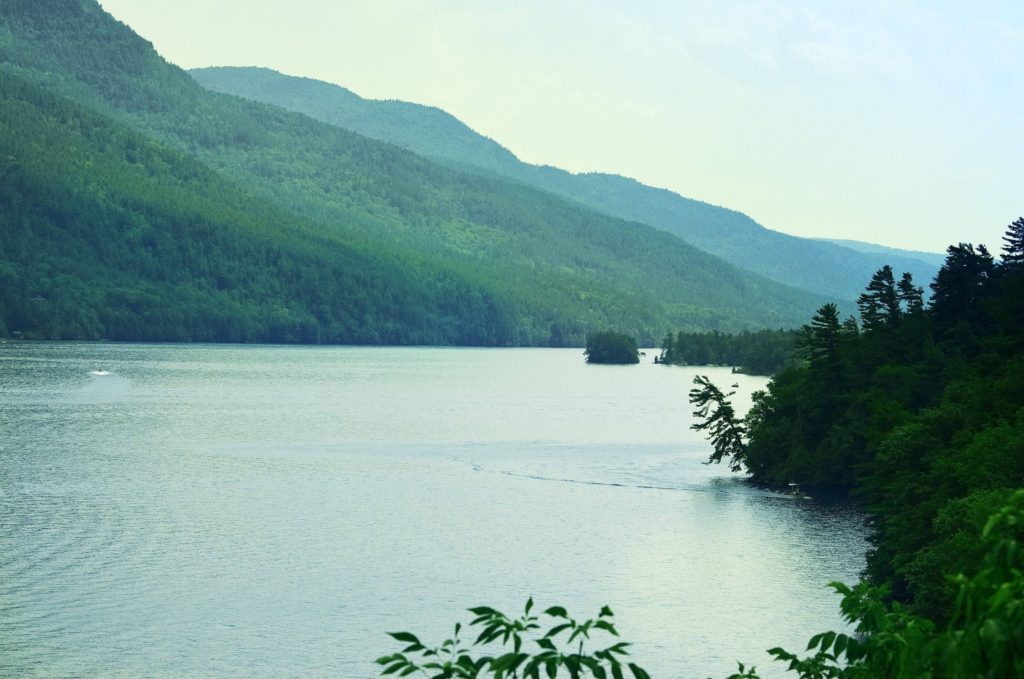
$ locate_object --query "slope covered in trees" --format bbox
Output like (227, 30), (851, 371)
(0, 0), (829, 344)
(191, 66), (939, 302)
(692, 218), (1024, 623)
(0, 72), (518, 343)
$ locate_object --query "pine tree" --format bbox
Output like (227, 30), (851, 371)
(929, 243), (995, 332)
(796, 303), (840, 363)
(1001, 217), (1024, 266)
(858, 266), (900, 330)
(897, 272), (924, 314)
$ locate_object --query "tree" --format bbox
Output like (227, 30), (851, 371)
(929, 243), (995, 332)
(896, 272), (924, 315)
(689, 375), (747, 472)
(795, 303), (840, 364)
(857, 266), (900, 331)
(1001, 216), (1024, 266)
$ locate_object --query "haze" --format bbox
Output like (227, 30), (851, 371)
(98, 0), (1023, 253)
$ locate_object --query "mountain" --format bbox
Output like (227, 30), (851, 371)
(190, 66), (940, 301)
(0, 71), (527, 344)
(816, 238), (947, 268)
(0, 0), (829, 344)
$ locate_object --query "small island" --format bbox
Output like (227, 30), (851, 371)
(583, 330), (640, 364)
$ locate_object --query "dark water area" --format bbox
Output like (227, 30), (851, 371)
(0, 343), (866, 678)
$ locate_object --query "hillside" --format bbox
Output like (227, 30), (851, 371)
(0, 71), (524, 343)
(0, 0), (831, 344)
(191, 66), (939, 301)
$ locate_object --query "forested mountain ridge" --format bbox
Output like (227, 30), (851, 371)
(0, 71), (524, 343)
(0, 0), (830, 343)
(190, 66), (939, 302)
(816, 237), (946, 267)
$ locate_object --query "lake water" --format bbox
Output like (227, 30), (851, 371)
(0, 343), (866, 678)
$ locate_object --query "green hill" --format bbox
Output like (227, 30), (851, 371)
(0, 0), (829, 344)
(191, 65), (939, 301)
(0, 72), (520, 343)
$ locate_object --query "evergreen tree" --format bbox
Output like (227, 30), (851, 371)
(929, 243), (994, 333)
(896, 272), (924, 314)
(689, 375), (747, 472)
(796, 303), (840, 363)
(858, 265), (900, 330)
(1000, 216), (1024, 266)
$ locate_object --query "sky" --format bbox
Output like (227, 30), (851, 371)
(97, 0), (1023, 254)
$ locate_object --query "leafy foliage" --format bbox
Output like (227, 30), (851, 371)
(376, 599), (649, 679)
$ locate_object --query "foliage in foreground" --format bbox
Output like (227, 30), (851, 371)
(376, 600), (649, 679)
(379, 490), (1024, 678)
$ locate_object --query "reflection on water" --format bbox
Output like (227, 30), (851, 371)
(0, 343), (866, 678)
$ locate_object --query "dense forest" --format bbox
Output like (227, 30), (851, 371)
(0, 0), (831, 345)
(192, 66), (941, 303)
(691, 218), (1024, 625)
(657, 329), (798, 375)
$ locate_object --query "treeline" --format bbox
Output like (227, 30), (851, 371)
(696, 218), (1024, 623)
(657, 329), (798, 375)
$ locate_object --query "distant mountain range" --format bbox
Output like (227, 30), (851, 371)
(0, 0), (840, 345)
(815, 238), (946, 267)
(191, 66), (942, 302)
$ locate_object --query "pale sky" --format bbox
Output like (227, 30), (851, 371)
(98, 0), (1022, 254)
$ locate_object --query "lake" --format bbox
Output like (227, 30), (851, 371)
(0, 343), (866, 678)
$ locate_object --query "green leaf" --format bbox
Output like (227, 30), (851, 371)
(545, 623), (573, 638)
(806, 633), (823, 651)
(382, 661), (407, 675)
(389, 632), (422, 645)
(545, 606), (569, 618)
(628, 662), (651, 679)
(526, 597), (534, 615)
(600, 606), (614, 618)
(469, 606), (500, 616)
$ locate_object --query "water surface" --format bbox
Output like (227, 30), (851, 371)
(0, 343), (866, 678)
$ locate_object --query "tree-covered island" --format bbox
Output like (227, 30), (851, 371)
(583, 331), (641, 364)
